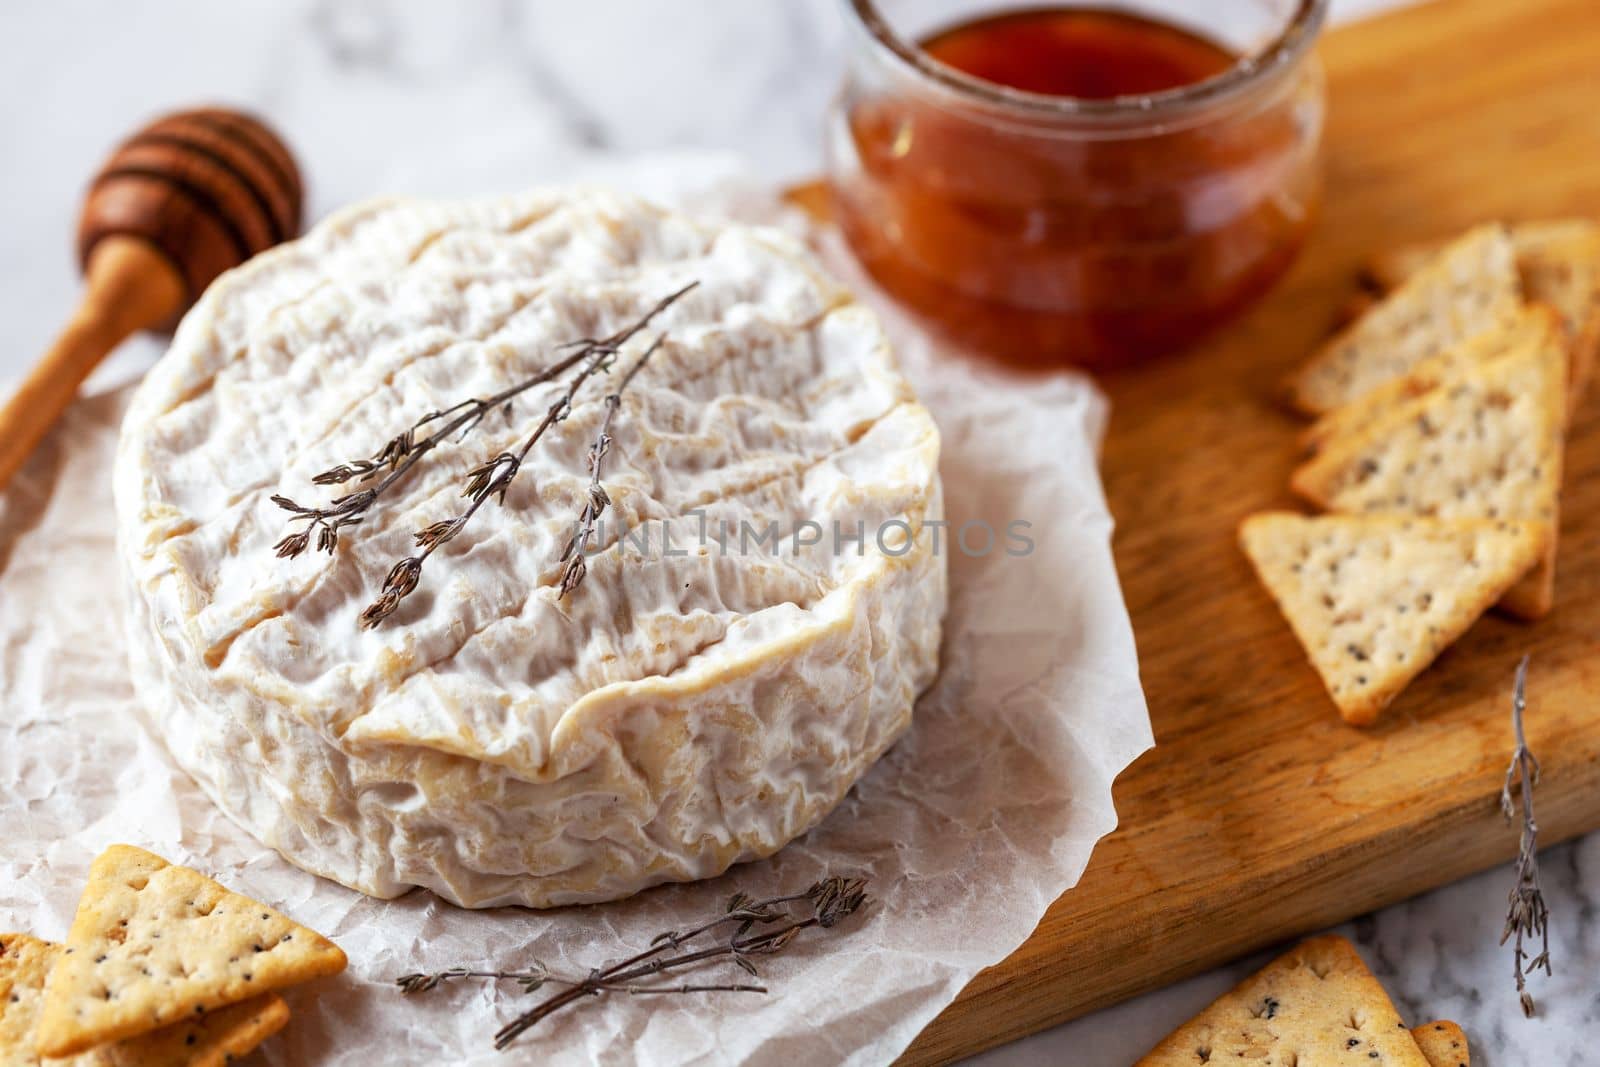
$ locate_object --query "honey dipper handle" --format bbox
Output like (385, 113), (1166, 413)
(0, 237), (183, 491)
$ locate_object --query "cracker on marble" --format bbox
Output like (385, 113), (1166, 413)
(1410, 1019), (1470, 1067)
(1135, 935), (1431, 1065)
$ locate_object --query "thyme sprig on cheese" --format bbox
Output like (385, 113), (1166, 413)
(271, 348), (592, 558)
(557, 331), (666, 598)
(1499, 655), (1552, 1017)
(269, 282), (696, 626)
(394, 876), (871, 1050)
(359, 324), (668, 629)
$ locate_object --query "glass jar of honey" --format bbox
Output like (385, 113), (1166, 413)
(826, 1), (1328, 370)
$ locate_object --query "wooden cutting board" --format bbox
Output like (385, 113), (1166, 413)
(892, 0), (1600, 1061)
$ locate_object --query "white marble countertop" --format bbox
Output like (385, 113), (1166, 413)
(0, 2), (1593, 1064)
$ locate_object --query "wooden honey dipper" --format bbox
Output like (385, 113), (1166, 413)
(0, 107), (303, 490)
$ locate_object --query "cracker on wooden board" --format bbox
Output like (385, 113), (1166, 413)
(1239, 513), (1547, 725)
(1365, 219), (1600, 409)
(1290, 333), (1567, 619)
(3, 932), (289, 1067)
(1301, 304), (1561, 456)
(35, 846), (344, 1057)
(1286, 224), (1521, 415)
(1134, 935), (1431, 1065)
(1411, 1020), (1470, 1067)
(1332, 290), (1380, 332)
(1519, 230), (1600, 408)
(1364, 219), (1597, 289)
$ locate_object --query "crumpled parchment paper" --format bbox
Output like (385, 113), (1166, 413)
(0, 162), (1152, 1066)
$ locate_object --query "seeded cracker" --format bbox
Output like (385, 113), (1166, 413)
(1239, 513), (1546, 724)
(1286, 224), (1520, 415)
(1365, 219), (1600, 410)
(92, 994), (289, 1067)
(35, 846), (344, 1057)
(4, 932), (290, 1067)
(1134, 935), (1430, 1065)
(1300, 305), (1561, 456)
(1518, 227), (1600, 408)
(1365, 220), (1597, 289)
(1, 933), (59, 1066)
(1290, 332), (1566, 619)
(1410, 1020), (1470, 1067)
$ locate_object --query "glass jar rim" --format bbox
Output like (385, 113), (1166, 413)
(844, 0), (1328, 123)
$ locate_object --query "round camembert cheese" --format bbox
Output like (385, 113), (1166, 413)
(114, 190), (946, 907)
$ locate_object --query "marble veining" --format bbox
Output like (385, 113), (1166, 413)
(0, 1), (1592, 1063)
(974, 838), (1598, 1065)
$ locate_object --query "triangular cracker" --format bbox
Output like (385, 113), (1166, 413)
(1290, 335), (1566, 619)
(3, 932), (289, 1067)
(1, 932), (59, 1066)
(1365, 219), (1600, 410)
(1411, 1020), (1470, 1067)
(1301, 305), (1561, 456)
(36, 846), (344, 1057)
(1239, 513), (1546, 724)
(1513, 227), (1600, 409)
(90, 992), (289, 1067)
(1135, 935), (1430, 1065)
(1365, 219), (1596, 289)
(1287, 224), (1521, 415)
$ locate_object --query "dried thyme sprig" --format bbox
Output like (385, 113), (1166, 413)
(1499, 655), (1551, 1018)
(556, 332), (667, 597)
(394, 963), (763, 999)
(271, 349), (590, 560)
(393, 876), (871, 1051)
(272, 282), (696, 562)
(356, 312), (683, 629)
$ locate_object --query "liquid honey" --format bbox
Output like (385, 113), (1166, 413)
(924, 7), (1234, 99)
(832, 6), (1321, 369)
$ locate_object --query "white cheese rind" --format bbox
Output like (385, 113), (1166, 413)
(114, 190), (946, 907)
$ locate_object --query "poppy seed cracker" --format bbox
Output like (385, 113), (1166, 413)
(4, 930), (290, 1066)
(1300, 305), (1561, 457)
(1135, 935), (1431, 1065)
(35, 846), (344, 1057)
(1410, 1019), (1470, 1067)
(1288, 224), (1521, 415)
(1239, 513), (1547, 724)
(1365, 218), (1600, 412)
(1290, 332), (1566, 619)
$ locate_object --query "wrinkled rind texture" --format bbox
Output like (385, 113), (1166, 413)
(115, 190), (947, 907)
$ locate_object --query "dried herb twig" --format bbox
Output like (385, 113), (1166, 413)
(268, 281), (695, 627)
(277, 283), (693, 566)
(556, 331), (666, 597)
(1499, 654), (1550, 1018)
(271, 345), (594, 559)
(357, 301), (686, 628)
(394, 876), (871, 1051)
(393, 964), (763, 999)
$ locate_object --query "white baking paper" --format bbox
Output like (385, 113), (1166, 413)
(0, 162), (1151, 1067)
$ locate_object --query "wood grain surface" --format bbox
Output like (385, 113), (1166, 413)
(79, 108), (304, 311)
(897, 0), (1600, 1060)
